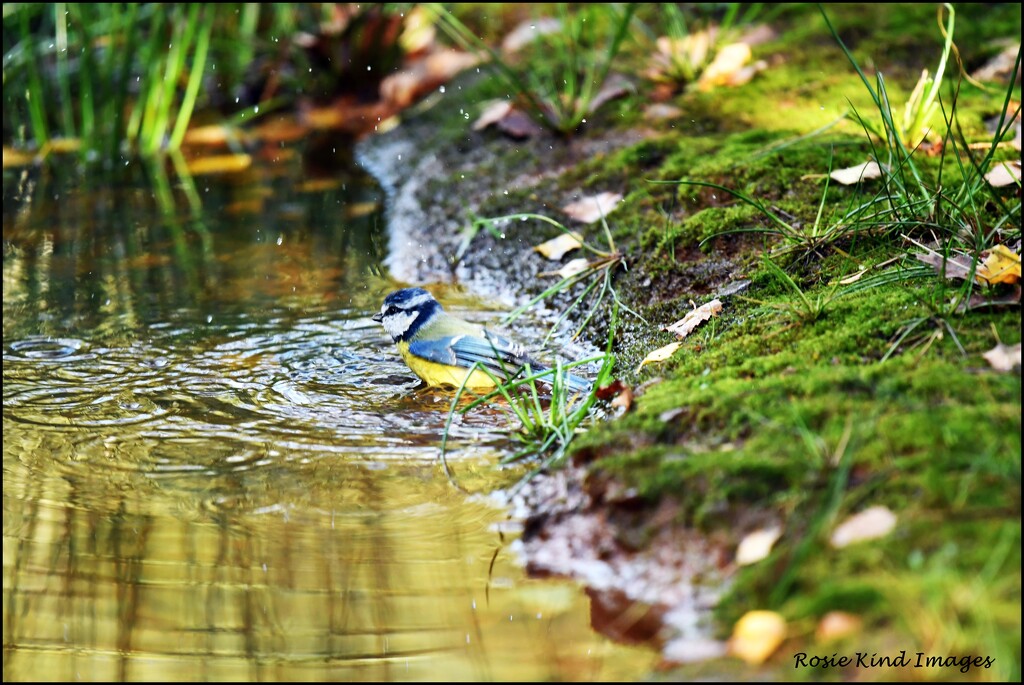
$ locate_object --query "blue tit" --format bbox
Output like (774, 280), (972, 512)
(372, 287), (591, 392)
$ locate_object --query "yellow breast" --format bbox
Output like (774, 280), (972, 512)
(398, 342), (497, 389)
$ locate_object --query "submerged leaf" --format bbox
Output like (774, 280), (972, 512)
(534, 231), (584, 260)
(664, 299), (723, 339)
(635, 342), (682, 373)
(185, 153), (252, 176)
(829, 161), (883, 185)
(561, 192), (623, 223)
(730, 610), (786, 665)
(830, 505), (897, 548)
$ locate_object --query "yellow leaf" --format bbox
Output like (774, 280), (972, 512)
(635, 342), (682, 373)
(975, 244), (1021, 285)
(664, 299), (723, 339)
(830, 505), (897, 548)
(534, 232), (584, 260)
(730, 610), (786, 665)
(829, 161), (883, 185)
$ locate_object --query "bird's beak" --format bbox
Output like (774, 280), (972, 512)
(371, 312), (383, 323)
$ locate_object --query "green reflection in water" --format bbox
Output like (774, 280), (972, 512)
(2, 150), (656, 680)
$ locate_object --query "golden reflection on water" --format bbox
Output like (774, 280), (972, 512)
(2, 155), (656, 680)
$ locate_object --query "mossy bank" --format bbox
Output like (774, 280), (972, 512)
(358, 3), (1021, 680)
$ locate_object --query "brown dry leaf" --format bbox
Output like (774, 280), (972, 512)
(830, 505), (897, 548)
(697, 42), (751, 91)
(561, 192), (623, 223)
(830, 161), (884, 185)
(380, 48), (480, 109)
(610, 384), (634, 413)
(184, 153), (252, 176)
(730, 610), (787, 665)
(982, 342), (1021, 372)
(984, 160), (1021, 188)
(664, 299), (723, 339)
(595, 380), (627, 401)
(635, 342), (682, 374)
(976, 244), (1021, 285)
(473, 103), (544, 139)
(816, 611), (863, 643)
(735, 527), (782, 566)
(534, 231), (583, 260)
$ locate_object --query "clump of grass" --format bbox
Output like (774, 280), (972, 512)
(429, 3), (637, 136)
(2, 3), (301, 162)
(440, 306), (619, 490)
(638, 2), (768, 90)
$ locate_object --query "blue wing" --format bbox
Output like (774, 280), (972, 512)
(408, 330), (591, 392)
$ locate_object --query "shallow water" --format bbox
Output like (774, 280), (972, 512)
(2, 149), (654, 680)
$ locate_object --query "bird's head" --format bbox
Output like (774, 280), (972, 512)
(372, 287), (443, 341)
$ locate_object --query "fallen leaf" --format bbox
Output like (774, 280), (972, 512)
(735, 527), (782, 566)
(697, 42), (751, 91)
(610, 384), (634, 412)
(534, 231), (584, 260)
(473, 100), (515, 131)
(913, 250), (974, 280)
(984, 160), (1021, 188)
(975, 244), (1021, 285)
(585, 74), (632, 115)
(815, 611), (863, 643)
(562, 191), (623, 223)
(664, 299), (723, 339)
(635, 342), (682, 374)
(956, 286), (1022, 312)
(644, 103), (684, 121)
(595, 380), (627, 401)
(829, 161), (884, 185)
(730, 610), (786, 665)
(982, 342), (1021, 372)
(543, 257), (591, 280)
(501, 17), (562, 54)
(502, 109), (547, 138)
(830, 505), (897, 548)
(971, 42), (1021, 82)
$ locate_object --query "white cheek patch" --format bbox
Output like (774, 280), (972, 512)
(384, 310), (419, 339)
